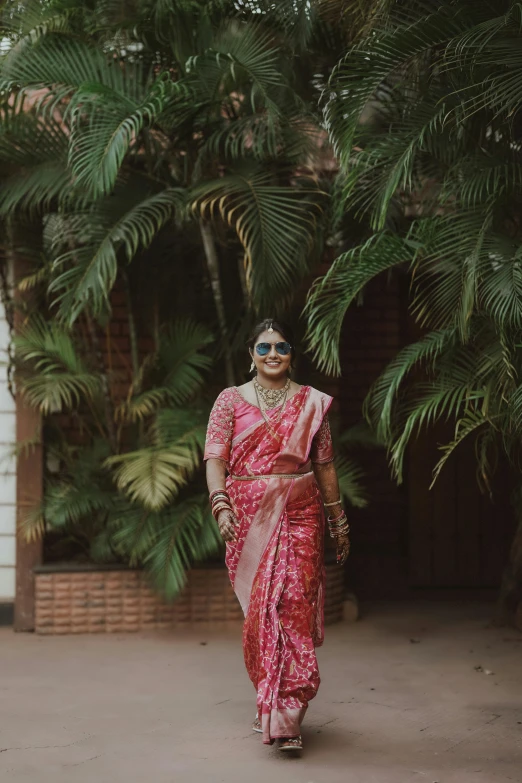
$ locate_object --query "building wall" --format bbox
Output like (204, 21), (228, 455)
(339, 274), (409, 598)
(338, 273), (516, 598)
(0, 310), (16, 602)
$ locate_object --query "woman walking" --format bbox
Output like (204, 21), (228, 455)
(205, 319), (350, 752)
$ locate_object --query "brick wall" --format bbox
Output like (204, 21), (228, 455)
(34, 565), (345, 634)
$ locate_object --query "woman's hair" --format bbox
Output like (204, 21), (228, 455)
(246, 318), (296, 361)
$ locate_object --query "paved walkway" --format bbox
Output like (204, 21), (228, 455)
(0, 602), (521, 782)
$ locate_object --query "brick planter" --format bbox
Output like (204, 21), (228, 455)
(34, 564), (345, 634)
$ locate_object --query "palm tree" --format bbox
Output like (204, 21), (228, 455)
(305, 0), (522, 618)
(0, 0), (334, 382)
(0, 0), (363, 596)
(15, 314), (222, 597)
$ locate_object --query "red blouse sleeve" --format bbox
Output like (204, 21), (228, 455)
(204, 388), (236, 462)
(310, 414), (334, 464)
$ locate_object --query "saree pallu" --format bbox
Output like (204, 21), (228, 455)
(204, 385), (333, 744)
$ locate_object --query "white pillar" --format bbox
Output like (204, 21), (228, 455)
(0, 310), (16, 602)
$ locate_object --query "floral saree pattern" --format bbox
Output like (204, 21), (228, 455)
(204, 385), (333, 743)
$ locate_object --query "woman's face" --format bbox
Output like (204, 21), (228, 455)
(251, 329), (292, 381)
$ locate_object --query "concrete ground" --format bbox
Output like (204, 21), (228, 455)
(0, 602), (521, 783)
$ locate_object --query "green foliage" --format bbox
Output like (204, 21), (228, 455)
(107, 412), (206, 510)
(306, 0), (522, 502)
(334, 454), (368, 509)
(194, 169), (323, 310)
(114, 497), (222, 597)
(1, 0), (377, 598)
(305, 232), (412, 374)
(47, 187), (186, 323)
(0, 0), (333, 322)
(13, 315), (101, 413)
(15, 315), (220, 598)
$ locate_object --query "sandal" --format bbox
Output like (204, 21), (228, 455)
(279, 735), (303, 752)
(252, 715), (262, 733)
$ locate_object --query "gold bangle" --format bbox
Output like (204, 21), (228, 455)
(212, 502), (232, 520)
(324, 499), (342, 508)
(209, 488), (229, 499)
(327, 510), (346, 523)
(330, 526), (350, 539)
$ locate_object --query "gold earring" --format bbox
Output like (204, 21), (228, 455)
(250, 361), (255, 372)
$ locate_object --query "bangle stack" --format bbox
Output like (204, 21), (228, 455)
(210, 489), (233, 520)
(327, 509), (350, 539)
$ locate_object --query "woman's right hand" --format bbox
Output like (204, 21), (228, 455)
(336, 532), (350, 565)
(217, 508), (237, 542)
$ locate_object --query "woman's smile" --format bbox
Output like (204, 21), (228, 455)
(250, 328), (292, 382)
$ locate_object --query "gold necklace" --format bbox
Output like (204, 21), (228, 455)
(253, 378), (290, 438)
(253, 377), (290, 409)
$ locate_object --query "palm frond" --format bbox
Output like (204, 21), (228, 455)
(143, 497), (222, 598)
(106, 416), (206, 510)
(335, 454), (368, 508)
(43, 478), (113, 527)
(192, 114), (288, 179)
(364, 328), (456, 439)
(116, 387), (172, 423)
(159, 320), (214, 404)
(187, 22), (286, 118)
(18, 504), (46, 542)
(14, 316), (100, 413)
(1, 36), (122, 113)
(324, 6), (466, 165)
(389, 380), (484, 482)
(69, 72), (189, 197)
(304, 232), (411, 375)
(343, 97), (449, 229)
(17, 262), (52, 293)
(480, 243), (522, 329)
(1, 0), (77, 46)
(0, 111), (72, 215)
(410, 210), (495, 334)
(431, 407), (491, 487)
(193, 169), (323, 310)
(151, 409), (208, 448)
(48, 188), (185, 323)
(111, 496), (222, 598)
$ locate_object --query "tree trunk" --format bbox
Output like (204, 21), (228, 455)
(199, 219), (235, 387)
(496, 514), (522, 624)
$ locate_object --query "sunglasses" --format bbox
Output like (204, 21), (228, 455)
(255, 341), (292, 356)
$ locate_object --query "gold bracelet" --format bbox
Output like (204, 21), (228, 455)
(212, 502), (232, 520)
(324, 499), (342, 508)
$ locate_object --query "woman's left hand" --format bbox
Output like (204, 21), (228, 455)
(336, 533), (350, 565)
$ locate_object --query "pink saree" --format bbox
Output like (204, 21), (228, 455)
(204, 385), (334, 744)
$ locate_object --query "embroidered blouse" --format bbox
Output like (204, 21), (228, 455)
(204, 386), (334, 465)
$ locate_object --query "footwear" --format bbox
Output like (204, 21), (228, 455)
(279, 735), (303, 752)
(252, 715), (262, 733)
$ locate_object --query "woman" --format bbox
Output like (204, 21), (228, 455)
(205, 318), (350, 752)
